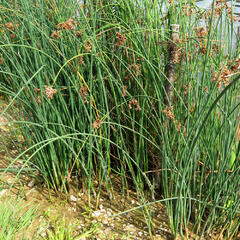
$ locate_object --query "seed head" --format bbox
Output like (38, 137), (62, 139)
(122, 85), (128, 97)
(115, 32), (126, 46)
(5, 21), (19, 31)
(128, 98), (141, 111)
(51, 31), (61, 39)
(93, 117), (101, 129)
(79, 85), (88, 103)
(45, 86), (57, 99)
(163, 106), (175, 120)
(56, 18), (76, 31)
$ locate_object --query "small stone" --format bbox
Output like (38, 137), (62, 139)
(27, 179), (36, 188)
(40, 232), (46, 237)
(138, 232), (143, 236)
(39, 227), (46, 237)
(101, 209), (106, 213)
(0, 189), (7, 196)
(92, 211), (101, 217)
(7, 178), (12, 184)
(102, 219), (108, 224)
(70, 195), (77, 202)
(131, 200), (135, 204)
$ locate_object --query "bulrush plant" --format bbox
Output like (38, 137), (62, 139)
(0, 0), (240, 239)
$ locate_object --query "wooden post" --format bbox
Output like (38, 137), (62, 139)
(154, 24), (180, 192)
(164, 24), (180, 106)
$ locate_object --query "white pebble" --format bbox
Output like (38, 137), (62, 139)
(70, 195), (78, 202)
(102, 219), (108, 224)
(0, 189), (7, 196)
(92, 210), (101, 217)
(40, 232), (46, 237)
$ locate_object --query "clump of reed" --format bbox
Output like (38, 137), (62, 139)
(0, 0), (240, 238)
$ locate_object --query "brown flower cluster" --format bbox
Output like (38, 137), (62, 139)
(196, 41), (220, 56)
(51, 30), (61, 39)
(34, 86), (57, 103)
(212, 66), (230, 87)
(175, 120), (182, 132)
(45, 86), (57, 99)
(128, 98), (141, 111)
(34, 88), (42, 104)
(78, 55), (84, 65)
(204, 1), (238, 21)
(124, 64), (141, 80)
(195, 27), (208, 39)
(212, 44), (219, 54)
(51, 18), (77, 39)
(229, 58), (240, 72)
(212, 58), (240, 88)
(130, 64), (141, 76)
(163, 106), (175, 120)
(93, 116), (101, 129)
(85, 41), (92, 53)
(115, 32), (126, 46)
(0, 57), (3, 65)
(2, 21), (19, 39)
(79, 85), (88, 103)
(182, 4), (195, 16)
(163, 106), (182, 132)
(197, 41), (207, 54)
(5, 21), (19, 31)
(183, 83), (192, 98)
(122, 85), (128, 97)
(56, 18), (76, 30)
(75, 30), (82, 38)
(35, 86), (57, 101)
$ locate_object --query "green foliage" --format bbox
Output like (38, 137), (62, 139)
(0, 0), (239, 238)
(43, 218), (99, 240)
(0, 197), (37, 240)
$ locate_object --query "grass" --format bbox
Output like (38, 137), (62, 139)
(0, 196), (37, 239)
(0, 193), (106, 240)
(0, 0), (240, 239)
